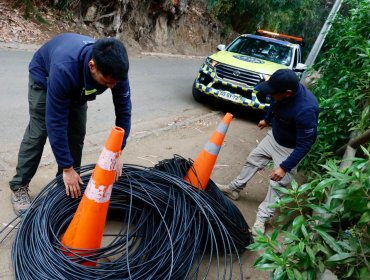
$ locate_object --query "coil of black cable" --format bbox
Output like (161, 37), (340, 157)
(12, 155), (252, 279)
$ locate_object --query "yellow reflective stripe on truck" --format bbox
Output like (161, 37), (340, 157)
(197, 65), (268, 110)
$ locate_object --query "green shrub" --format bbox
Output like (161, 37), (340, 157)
(302, 0), (370, 174)
(249, 151), (370, 279)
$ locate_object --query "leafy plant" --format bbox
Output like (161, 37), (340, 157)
(248, 151), (370, 279)
(301, 0), (370, 175)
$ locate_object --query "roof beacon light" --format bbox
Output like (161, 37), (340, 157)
(257, 29), (304, 45)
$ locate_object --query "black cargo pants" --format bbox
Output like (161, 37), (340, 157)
(9, 75), (87, 191)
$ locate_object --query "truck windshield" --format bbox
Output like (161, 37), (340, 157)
(227, 36), (293, 66)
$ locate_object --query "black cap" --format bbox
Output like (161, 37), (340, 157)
(256, 69), (299, 95)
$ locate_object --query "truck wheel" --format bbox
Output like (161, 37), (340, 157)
(192, 81), (209, 103)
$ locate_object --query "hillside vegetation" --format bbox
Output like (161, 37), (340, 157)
(6, 0), (333, 58)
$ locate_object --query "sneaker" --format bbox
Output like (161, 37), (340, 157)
(252, 219), (266, 236)
(218, 184), (240, 201)
(11, 185), (31, 216)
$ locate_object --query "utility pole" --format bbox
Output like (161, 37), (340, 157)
(301, 0), (342, 82)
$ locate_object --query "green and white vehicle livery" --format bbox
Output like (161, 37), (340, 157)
(192, 30), (307, 111)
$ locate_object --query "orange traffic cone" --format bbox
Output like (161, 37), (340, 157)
(185, 113), (233, 190)
(61, 126), (125, 265)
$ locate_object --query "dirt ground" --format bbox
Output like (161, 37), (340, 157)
(0, 112), (274, 279)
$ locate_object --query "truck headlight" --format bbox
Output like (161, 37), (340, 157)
(263, 74), (271, 81)
(205, 57), (218, 69)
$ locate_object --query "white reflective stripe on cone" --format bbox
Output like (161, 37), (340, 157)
(204, 141), (221, 156)
(84, 179), (113, 203)
(216, 122), (229, 134)
(97, 147), (119, 171)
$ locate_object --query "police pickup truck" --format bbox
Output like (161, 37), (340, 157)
(192, 30), (307, 110)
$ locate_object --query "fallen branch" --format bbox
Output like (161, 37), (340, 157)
(335, 128), (370, 155)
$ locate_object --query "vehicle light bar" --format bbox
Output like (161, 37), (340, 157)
(256, 29), (304, 45)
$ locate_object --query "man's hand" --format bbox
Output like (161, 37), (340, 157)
(258, 120), (268, 130)
(63, 167), (83, 198)
(115, 152), (123, 182)
(269, 167), (286, 182)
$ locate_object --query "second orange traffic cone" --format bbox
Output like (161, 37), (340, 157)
(61, 126), (124, 265)
(185, 113), (233, 190)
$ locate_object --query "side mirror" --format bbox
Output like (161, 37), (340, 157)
(217, 44), (226, 51)
(294, 63), (307, 72)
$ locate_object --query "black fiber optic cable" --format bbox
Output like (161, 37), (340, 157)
(12, 156), (252, 280)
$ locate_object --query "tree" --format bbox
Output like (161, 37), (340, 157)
(207, 0), (333, 59)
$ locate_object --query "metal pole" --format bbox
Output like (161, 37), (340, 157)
(301, 0), (342, 82)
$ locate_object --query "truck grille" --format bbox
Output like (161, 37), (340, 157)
(215, 64), (263, 87)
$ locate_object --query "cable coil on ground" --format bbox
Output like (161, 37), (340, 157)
(11, 155), (252, 279)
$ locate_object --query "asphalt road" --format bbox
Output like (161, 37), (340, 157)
(0, 48), (211, 173)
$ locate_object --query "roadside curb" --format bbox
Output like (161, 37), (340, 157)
(140, 52), (206, 60)
(83, 111), (221, 154)
(0, 42), (207, 60)
(0, 41), (40, 51)
(132, 111), (221, 140)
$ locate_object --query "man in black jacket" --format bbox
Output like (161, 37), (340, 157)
(9, 33), (132, 216)
(219, 69), (319, 235)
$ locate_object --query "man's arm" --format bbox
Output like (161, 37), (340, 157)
(258, 119), (268, 129)
(280, 108), (318, 173)
(112, 79), (132, 148)
(46, 65), (83, 197)
(63, 167), (83, 198)
(46, 65), (75, 168)
(263, 99), (275, 124)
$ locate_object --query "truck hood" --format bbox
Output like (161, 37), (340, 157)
(210, 51), (288, 75)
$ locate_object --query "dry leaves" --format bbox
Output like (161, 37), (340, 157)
(0, 1), (43, 43)
(0, 1), (96, 45)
